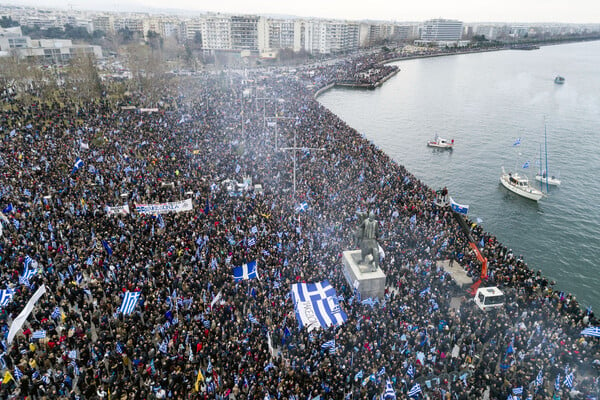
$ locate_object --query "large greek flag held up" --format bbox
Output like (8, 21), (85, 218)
(290, 280), (347, 332)
(449, 197), (469, 215)
(135, 198), (193, 214)
(233, 260), (259, 281)
(119, 291), (141, 315)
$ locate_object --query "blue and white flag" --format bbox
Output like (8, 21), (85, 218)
(72, 158), (84, 174)
(408, 383), (422, 397)
(157, 214), (165, 229)
(14, 365), (23, 381)
(102, 240), (113, 256)
(564, 372), (574, 388)
(295, 202), (308, 213)
(354, 370), (364, 381)
(321, 339), (335, 351)
(522, 161), (530, 169)
(233, 260), (259, 281)
(32, 330), (46, 339)
(449, 197), (469, 215)
(248, 313), (259, 324)
(291, 280), (347, 331)
(580, 326), (600, 337)
(0, 288), (15, 306)
(407, 364), (415, 378)
(513, 138), (521, 146)
(383, 379), (396, 399)
(247, 237), (256, 247)
(377, 366), (386, 377)
(361, 298), (376, 307)
(536, 369), (544, 387)
(119, 291), (141, 315)
(554, 373), (561, 391)
(51, 306), (61, 319)
(419, 287), (430, 297)
(512, 386), (523, 395)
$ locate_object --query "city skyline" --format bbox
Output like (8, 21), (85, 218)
(3, 0), (600, 24)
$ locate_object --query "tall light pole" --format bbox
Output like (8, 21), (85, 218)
(279, 130), (325, 200)
(266, 116), (295, 151)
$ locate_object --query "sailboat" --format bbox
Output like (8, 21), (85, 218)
(535, 124), (561, 187)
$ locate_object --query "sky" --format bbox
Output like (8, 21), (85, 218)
(4, 0), (600, 23)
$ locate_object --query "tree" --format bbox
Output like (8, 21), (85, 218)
(0, 16), (19, 28)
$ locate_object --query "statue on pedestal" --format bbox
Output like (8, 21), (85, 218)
(355, 211), (381, 272)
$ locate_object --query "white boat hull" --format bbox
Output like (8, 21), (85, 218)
(427, 142), (453, 149)
(535, 174), (561, 186)
(500, 173), (544, 201)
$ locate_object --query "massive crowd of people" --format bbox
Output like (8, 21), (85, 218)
(0, 50), (598, 400)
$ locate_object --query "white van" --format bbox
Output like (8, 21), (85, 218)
(474, 287), (505, 311)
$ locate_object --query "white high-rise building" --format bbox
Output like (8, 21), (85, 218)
(421, 19), (463, 41)
(199, 15), (231, 51)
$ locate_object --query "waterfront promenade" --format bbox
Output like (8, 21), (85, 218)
(0, 49), (598, 399)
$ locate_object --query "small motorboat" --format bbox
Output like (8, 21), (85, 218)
(427, 135), (454, 149)
(535, 172), (561, 186)
(554, 76), (565, 84)
(500, 167), (544, 201)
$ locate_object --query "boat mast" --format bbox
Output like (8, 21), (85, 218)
(539, 143), (543, 192)
(544, 123), (549, 193)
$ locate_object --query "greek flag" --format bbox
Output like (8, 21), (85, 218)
(0, 288), (15, 306)
(555, 373), (561, 391)
(14, 366), (23, 381)
(32, 330), (46, 339)
(233, 260), (259, 281)
(522, 161), (530, 169)
(24, 255), (37, 270)
(321, 339), (335, 352)
(116, 342), (124, 354)
(159, 339), (168, 354)
(71, 360), (80, 375)
(119, 291), (141, 315)
(419, 287), (430, 297)
(580, 326), (600, 337)
(361, 298), (376, 307)
(295, 202), (308, 213)
(407, 364), (415, 378)
(354, 370), (363, 381)
(248, 313), (259, 324)
(536, 369), (544, 387)
(247, 237), (256, 247)
(377, 366), (386, 377)
(157, 214), (165, 229)
(449, 197), (469, 215)
(251, 225), (258, 234)
(383, 379), (396, 399)
(512, 387), (523, 395)
(291, 280), (347, 331)
(564, 372), (574, 388)
(71, 157), (84, 174)
(513, 138), (521, 146)
(51, 306), (61, 319)
(408, 383), (421, 397)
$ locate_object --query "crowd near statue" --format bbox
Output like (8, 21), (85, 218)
(355, 211), (381, 271)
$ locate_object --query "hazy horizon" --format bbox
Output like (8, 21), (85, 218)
(2, 0), (600, 24)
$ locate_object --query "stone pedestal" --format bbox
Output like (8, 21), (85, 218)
(341, 250), (386, 299)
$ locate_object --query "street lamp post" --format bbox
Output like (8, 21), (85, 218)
(279, 130), (325, 200)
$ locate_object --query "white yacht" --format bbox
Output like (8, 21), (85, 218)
(500, 167), (544, 201)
